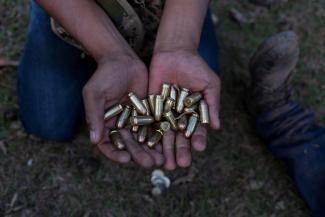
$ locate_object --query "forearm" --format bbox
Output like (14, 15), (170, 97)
(36, 0), (136, 61)
(154, 0), (210, 52)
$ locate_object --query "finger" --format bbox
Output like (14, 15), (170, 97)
(204, 77), (221, 129)
(148, 82), (162, 95)
(191, 125), (207, 152)
(143, 145), (165, 167)
(130, 62), (148, 98)
(97, 141), (131, 163)
(131, 80), (148, 99)
(148, 67), (168, 95)
(162, 130), (176, 170)
(83, 85), (105, 144)
(119, 129), (154, 168)
(155, 144), (163, 153)
(104, 117), (117, 128)
(176, 133), (191, 168)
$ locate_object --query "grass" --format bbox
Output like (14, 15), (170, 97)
(1, 0), (324, 216)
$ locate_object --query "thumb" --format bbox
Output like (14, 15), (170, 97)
(148, 77), (163, 95)
(83, 86), (105, 144)
(204, 78), (221, 129)
(148, 67), (165, 95)
(130, 77), (148, 99)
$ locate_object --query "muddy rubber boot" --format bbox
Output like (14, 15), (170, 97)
(251, 31), (325, 217)
(249, 31), (299, 113)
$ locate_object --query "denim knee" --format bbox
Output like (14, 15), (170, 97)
(198, 10), (220, 74)
(20, 108), (83, 141)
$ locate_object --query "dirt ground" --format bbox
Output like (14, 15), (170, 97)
(0, 0), (324, 216)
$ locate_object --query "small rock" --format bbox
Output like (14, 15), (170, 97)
(27, 159), (33, 167)
(28, 135), (42, 142)
(249, 179), (264, 190)
(10, 121), (22, 130)
(212, 13), (219, 26)
(275, 201), (285, 210)
(320, 84), (325, 90)
(16, 130), (27, 139)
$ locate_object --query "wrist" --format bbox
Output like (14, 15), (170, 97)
(153, 45), (198, 58)
(153, 0), (209, 55)
(96, 51), (139, 65)
(154, 40), (198, 55)
(92, 42), (138, 64)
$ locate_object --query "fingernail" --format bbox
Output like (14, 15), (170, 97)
(212, 114), (220, 129)
(90, 130), (98, 143)
(119, 154), (131, 163)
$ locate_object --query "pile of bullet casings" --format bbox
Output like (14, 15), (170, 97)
(104, 84), (210, 150)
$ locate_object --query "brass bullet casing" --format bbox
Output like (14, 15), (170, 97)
(147, 121), (170, 148)
(184, 92), (203, 107)
(130, 116), (154, 126)
(142, 99), (151, 115)
(177, 115), (188, 131)
(185, 113), (199, 138)
(163, 111), (178, 131)
(147, 129), (163, 148)
(148, 95), (156, 115)
(161, 83), (170, 101)
(151, 170), (171, 196)
(199, 100), (210, 124)
(137, 126), (148, 143)
(154, 121), (171, 132)
(109, 130), (125, 150)
(128, 92), (147, 115)
(184, 104), (198, 113)
(176, 88), (190, 113)
(163, 97), (175, 113)
(154, 95), (164, 121)
(116, 105), (131, 129)
(169, 85), (177, 103)
(104, 104), (123, 120)
(131, 109), (139, 132)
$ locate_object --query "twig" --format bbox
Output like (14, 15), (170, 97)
(0, 58), (19, 68)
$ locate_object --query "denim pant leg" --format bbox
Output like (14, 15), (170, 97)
(198, 11), (220, 74)
(17, 1), (96, 141)
(256, 101), (325, 217)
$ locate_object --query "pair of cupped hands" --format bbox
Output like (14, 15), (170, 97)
(82, 48), (221, 170)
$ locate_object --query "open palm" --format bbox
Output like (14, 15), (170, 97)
(149, 50), (221, 170)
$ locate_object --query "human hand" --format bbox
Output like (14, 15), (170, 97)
(83, 54), (163, 167)
(149, 49), (221, 170)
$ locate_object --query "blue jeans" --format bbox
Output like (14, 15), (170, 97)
(18, 1), (219, 140)
(256, 102), (325, 217)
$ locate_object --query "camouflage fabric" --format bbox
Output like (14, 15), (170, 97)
(51, 0), (165, 58)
